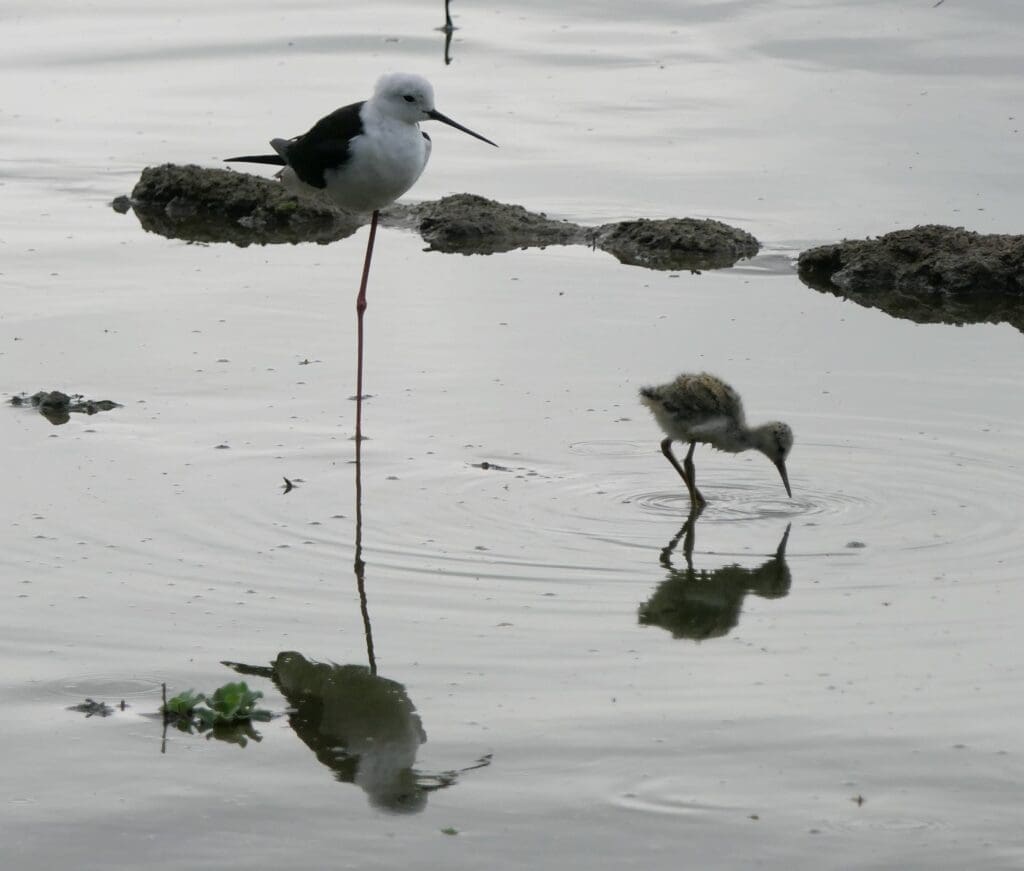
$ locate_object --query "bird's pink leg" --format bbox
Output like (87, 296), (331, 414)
(354, 210), (379, 447)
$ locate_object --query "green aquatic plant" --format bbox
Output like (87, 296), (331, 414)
(163, 688), (206, 719)
(163, 682), (272, 729)
(203, 682), (272, 726)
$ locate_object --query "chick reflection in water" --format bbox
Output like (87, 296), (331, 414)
(638, 516), (792, 641)
(226, 652), (489, 812)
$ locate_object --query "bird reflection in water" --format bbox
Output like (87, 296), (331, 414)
(227, 652), (491, 813)
(638, 513), (792, 641)
(221, 431), (490, 812)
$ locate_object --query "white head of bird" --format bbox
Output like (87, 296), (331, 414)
(372, 73), (438, 124)
(370, 73), (497, 145)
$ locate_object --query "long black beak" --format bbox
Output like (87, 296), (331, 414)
(774, 459), (792, 498)
(428, 109), (498, 147)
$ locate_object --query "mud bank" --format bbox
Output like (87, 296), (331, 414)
(121, 164), (760, 271)
(125, 164), (361, 246)
(798, 225), (1024, 331)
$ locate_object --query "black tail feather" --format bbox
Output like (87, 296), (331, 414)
(224, 154), (286, 166)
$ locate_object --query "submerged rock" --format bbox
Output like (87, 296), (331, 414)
(798, 225), (1024, 331)
(120, 164), (760, 270)
(10, 391), (121, 425)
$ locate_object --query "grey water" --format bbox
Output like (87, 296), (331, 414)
(2, 1), (1023, 869)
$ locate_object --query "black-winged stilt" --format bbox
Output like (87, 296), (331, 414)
(639, 372), (794, 509)
(226, 73), (496, 443)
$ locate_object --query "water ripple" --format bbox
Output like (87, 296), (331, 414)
(36, 674), (163, 699)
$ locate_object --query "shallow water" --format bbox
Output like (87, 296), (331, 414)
(3, 1), (1024, 869)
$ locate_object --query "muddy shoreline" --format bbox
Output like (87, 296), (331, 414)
(120, 164), (761, 272)
(118, 166), (1024, 329)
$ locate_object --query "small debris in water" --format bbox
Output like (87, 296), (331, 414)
(473, 461), (513, 472)
(846, 540), (867, 549)
(67, 698), (115, 718)
(9, 391), (122, 425)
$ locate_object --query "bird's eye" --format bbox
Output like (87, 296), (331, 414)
(403, 95), (415, 103)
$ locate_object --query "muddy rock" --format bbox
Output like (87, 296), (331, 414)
(121, 164), (760, 270)
(129, 163), (361, 246)
(404, 194), (581, 254)
(798, 225), (1024, 331)
(595, 218), (760, 271)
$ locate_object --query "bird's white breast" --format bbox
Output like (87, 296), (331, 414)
(324, 109), (430, 213)
(687, 417), (748, 453)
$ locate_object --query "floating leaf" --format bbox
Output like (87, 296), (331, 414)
(163, 689), (206, 718)
(163, 682), (271, 730)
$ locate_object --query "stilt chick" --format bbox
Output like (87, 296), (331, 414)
(639, 372), (793, 508)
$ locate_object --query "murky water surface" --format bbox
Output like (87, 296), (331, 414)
(3, 1), (1023, 868)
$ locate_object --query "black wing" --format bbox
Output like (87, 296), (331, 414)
(283, 100), (366, 189)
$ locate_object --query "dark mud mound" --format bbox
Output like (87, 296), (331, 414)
(406, 194), (581, 254)
(798, 225), (1024, 331)
(121, 164), (760, 270)
(406, 196), (760, 269)
(130, 163), (362, 246)
(596, 218), (760, 271)
(10, 391), (122, 425)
